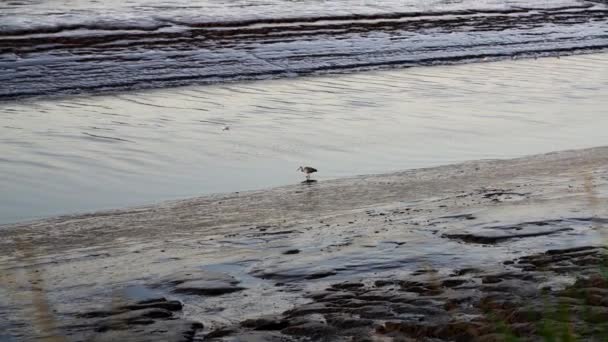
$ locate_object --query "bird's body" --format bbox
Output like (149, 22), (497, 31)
(298, 166), (317, 180)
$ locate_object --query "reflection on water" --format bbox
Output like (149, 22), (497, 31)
(1, 54), (608, 224)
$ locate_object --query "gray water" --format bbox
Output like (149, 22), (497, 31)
(2, 0), (607, 99)
(1, 54), (607, 224)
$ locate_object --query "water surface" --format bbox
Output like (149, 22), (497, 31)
(1, 54), (607, 224)
(2, 0), (607, 99)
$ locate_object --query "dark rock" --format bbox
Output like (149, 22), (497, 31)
(440, 213), (476, 220)
(375, 279), (398, 287)
(546, 246), (602, 255)
(443, 227), (572, 244)
(351, 305), (396, 319)
(123, 299), (183, 312)
(325, 315), (374, 329)
(79, 302), (180, 319)
(441, 279), (468, 288)
(173, 280), (245, 295)
(95, 308), (174, 331)
(331, 282), (365, 290)
(221, 331), (295, 342)
(390, 303), (445, 316)
(241, 316), (289, 330)
(305, 270), (337, 280)
(205, 327), (236, 339)
(283, 249), (300, 255)
(285, 303), (341, 317)
(481, 272), (534, 284)
(282, 322), (337, 338)
(451, 268), (482, 276)
(317, 292), (355, 302)
(70, 293), (201, 342)
(90, 320), (203, 342)
(158, 270), (245, 296)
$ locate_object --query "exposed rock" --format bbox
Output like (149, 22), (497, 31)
(69, 298), (203, 342)
(215, 247), (608, 341)
(173, 280), (245, 295)
(281, 321), (337, 339)
(282, 249), (300, 255)
(443, 227), (572, 244)
(90, 320), (203, 342)
(157, 269), (246, 296)
(241, 316), (289, 330)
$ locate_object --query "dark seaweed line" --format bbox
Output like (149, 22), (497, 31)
(3, 7), (607, 54)
(0, 3), (594, 37)
(131, 4), (598, 29)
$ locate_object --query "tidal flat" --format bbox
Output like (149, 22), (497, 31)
(1, 146), (607, 341)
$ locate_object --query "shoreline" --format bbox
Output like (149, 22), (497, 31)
(1, 146), (608, 340)
(2, 145), (607, 246)
(3, 53), (608, 225)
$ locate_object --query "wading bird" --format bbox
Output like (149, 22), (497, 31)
(298, 166), (317, 181)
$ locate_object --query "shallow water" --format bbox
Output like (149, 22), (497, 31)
(1, 54), (607, 224)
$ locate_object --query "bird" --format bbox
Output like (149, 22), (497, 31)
(222, 126), (230, 131)
(298, 166), (317, 181)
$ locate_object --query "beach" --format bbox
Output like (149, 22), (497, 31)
(2, 0), (608, 340)
(2, 146), (607, 340)
(3, 54), (608, 225)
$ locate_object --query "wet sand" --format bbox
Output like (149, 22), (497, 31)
(1, 146), (607, 341)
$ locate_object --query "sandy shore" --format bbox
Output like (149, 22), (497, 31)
(1, 146), (608, 341)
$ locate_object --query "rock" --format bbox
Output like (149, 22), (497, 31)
(251, 267), (336, 282)
(224, 331), (296, 342)
(325, 314), (374, 329)
(90, 320), (203, 342)
(443, 227), (572, 244)
(283, 249), (300, 255)
(282, 322), (337, 338)
(481, 272), (534, 284)
(441, 279), (468, 288)
(306, 270), (337, 280)
(173, 280), (245, 296)
(285, 303), (340, 317)
(205, 327), (236, 339)
(123, 299), (183, 312)
(70, 297), (203, 342)
(451, 268), (482, 276)
(93, 308), (175, 332)
(350, 305), (396, 319)
(78, 298), (182, 319)
(546, 246), (601, 255)
(157, 270), (245, 296)
(316, 292), (355, 302)
(330, 282), (365, 290)
(241, 316), (289, 330)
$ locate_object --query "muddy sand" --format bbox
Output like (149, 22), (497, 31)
(1, 146), (608, 341)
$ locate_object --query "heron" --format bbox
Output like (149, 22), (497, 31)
(298, 166), (317, 181)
